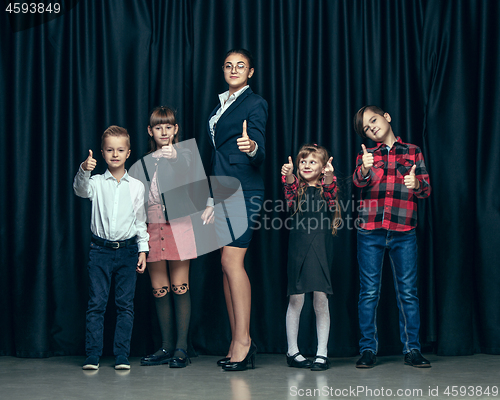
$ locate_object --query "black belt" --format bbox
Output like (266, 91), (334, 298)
(91, 235), (137, 249)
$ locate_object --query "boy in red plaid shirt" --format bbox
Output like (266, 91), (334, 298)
(352, 105), (431, 369)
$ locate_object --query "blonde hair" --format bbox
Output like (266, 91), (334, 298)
(101, 125), (130, 149)
(294, 144), (342, 235)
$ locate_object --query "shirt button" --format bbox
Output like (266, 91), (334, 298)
(162, 248), (165, 251)
(160, 227), (163, 230)
(161, 237), (164, 240)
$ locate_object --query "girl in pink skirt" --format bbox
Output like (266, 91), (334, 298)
(131, 106), (197, 368)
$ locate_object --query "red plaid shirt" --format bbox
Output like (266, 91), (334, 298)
(282, 175), (338, 209)
(353, 137), (431, 232)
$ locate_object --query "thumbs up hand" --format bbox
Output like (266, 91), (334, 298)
(404, 164), (420, 190)
(237, 120), (256, 153)
(82, 149), (97, 171)
(281, 156), (295, 184)
(281, 156), (294, 176)
(322, 156), (335, 184)
(160, 139), (177, 160)
(361, 144), (374, 176)
(323, 157), (334, 177)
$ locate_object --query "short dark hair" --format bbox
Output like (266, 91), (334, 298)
(353, 105), (386, 138)
(224, 48), (255, 70)
(101, 125), (130, 149)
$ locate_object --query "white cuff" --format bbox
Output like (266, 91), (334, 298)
(247, 141), (258, 157)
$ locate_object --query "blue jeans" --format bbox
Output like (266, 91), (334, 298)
(357, 228), (421, 355)
(86, 241), (138, 357)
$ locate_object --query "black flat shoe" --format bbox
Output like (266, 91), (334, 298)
(356, 350), (376, 368)
(286, 352), (312, 368)
(140, 348), (172, 366)
(404, 349), (431, 368)
(169, 348), (191, 368)
(217, 357), (231, 367)
(311, 356), (330, 371)
(223, 341), (257, 371)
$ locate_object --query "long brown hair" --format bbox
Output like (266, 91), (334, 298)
(146, 106), (180, 154)
(294, 144), (342, 235)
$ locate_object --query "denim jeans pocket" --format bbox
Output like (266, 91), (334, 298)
(357, 227), (374, 235)
(127, 244), (139, 257)
(89, 242), (104, 254)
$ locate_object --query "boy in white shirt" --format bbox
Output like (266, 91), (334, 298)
(74, 125), (149, 370)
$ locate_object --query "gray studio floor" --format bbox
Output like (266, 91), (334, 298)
(1, 353), (499, 400)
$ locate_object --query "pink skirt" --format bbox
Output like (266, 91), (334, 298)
(147, 204), (197, 262)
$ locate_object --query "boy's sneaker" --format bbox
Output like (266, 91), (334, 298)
(115, 355), (131, 370)
(82, 355), (100, 370)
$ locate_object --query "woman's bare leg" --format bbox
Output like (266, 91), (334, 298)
(220, 246), (251, 363)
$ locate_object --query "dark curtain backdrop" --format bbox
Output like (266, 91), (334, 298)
(1, 0), (499, 358)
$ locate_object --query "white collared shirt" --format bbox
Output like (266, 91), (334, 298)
(73, 167), (149, 252)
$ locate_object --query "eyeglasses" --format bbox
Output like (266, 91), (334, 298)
(222, 63), (247, 73)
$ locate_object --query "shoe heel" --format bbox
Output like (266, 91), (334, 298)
(223, 341), (256, 371)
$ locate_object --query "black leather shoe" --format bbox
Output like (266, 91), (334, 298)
(223, 341), (257, 371)
(356, 350), (376, 368)
(404, 349), (431, 368)
(169, 348), (191, 368)
(286, 352), (312, 368)
(217, 357), (231, 367)
(140, 348), (172, 366)
(311, 356), (330, 371)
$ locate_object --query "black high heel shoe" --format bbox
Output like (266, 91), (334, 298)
(217, 357), (231, 367)
(169, 348), (191, 368)
(222, 341), (257, 371)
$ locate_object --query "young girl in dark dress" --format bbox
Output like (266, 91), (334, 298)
(281, 144), (341, 371)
